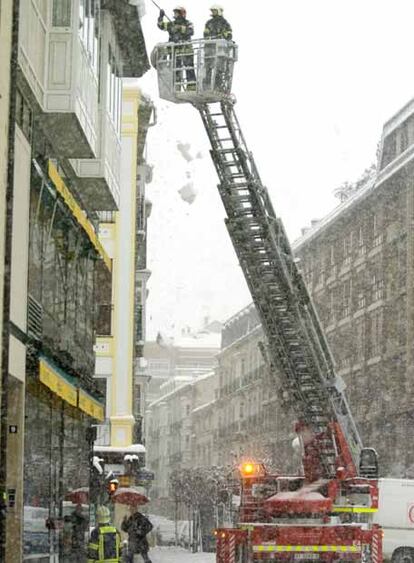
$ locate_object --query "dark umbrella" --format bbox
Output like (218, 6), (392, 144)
(65, 487), (89, 505)
(112, 487), (149, 506)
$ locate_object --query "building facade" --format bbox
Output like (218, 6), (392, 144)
(212, 98), (414, 479)
(215, 305), (298, 473)
(146, 98), (414, 515)
(146, 369), (219, 518)
(94, 84), (154, 477)
(144, 325), (221, 406)
(293, 97), (414, 477)
(2, 1), (150, 560)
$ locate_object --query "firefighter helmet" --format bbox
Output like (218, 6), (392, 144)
(96, 505), (110, 524)
(210, 4), (223, 15)
(173, 6), (186, 17)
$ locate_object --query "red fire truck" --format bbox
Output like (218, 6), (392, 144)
(152, 38), (382, 563)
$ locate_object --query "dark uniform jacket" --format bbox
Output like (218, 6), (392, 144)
(87, 524), (122, 562)
(121, 512), (153, 553)
(204, 15), (232, 40)
(157, 15), (194, 43)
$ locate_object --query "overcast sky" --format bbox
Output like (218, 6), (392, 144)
(136, 0), (414, 340)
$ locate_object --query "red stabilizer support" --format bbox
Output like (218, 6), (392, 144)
(371, 525), (383, 563)
(215, 529), (247, 563)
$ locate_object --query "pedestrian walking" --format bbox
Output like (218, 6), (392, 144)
(121, 508), (153, 563)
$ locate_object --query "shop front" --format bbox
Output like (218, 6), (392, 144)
(23, 356), (104, 562)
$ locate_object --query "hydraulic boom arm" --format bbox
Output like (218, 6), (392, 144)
(196, 99), (362, 480)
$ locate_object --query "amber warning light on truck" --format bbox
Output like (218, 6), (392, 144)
(239, 461), (266, 478)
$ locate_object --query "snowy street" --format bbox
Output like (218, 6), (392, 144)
(149, 547), (215, 563)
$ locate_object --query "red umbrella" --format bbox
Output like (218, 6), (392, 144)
(65, 487), (89, 505)
(112, 487), (149, 506)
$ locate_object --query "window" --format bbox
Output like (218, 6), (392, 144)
(356, 291), (365, 310)
(343, 233), (352, 266)
(400, 123), (409, 153)
(328, 288), (335, 324)
(355, 318), (365, 362)
(339, 279), (351, 319)
(368, 309), (382, 357)
(371, 273), (384, 302)
(380, 132), (397, 169)
(107, 45), (122, 133)
(79, 0), (100, 74)
(15, 89), (33, 142)
(329, 244), (336, 276)
(372, 213), (382, 247)
(356, 225), (365, 257)
(53, 0), (71, 27)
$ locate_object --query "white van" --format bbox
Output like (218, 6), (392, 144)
(374, 479), (414, 563)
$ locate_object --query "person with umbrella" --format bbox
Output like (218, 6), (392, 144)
(121, 508), (153, 563)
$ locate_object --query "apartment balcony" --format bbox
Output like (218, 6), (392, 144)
(69, 111), (121, 210)
(18, 2), (99, 159)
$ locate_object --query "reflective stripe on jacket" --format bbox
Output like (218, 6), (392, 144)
(157, 16), (194, 43)
(87, 525), (121, 562)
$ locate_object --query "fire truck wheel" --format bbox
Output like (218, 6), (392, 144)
(392, 548), (414, 563)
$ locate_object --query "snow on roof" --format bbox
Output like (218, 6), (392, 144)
(175, 331), (221, 349)
(191, 370), (215, 383)
(219, 323), (262, 355)
(94, 444), (146, 454)
(292, 176), (376, 248)
(148, 381), (193, 408)
(223, 303), (256, 328)
(192, 400), (215, 414)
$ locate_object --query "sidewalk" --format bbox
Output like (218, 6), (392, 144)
(150, 546), (215, 563)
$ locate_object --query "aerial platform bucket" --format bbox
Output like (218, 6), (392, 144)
(151, 39), (238, 104)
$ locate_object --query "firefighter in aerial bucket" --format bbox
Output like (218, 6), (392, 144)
(203, 5), (233, 91)
(204, 4), (233, 41)
(157, 6), (196, 90)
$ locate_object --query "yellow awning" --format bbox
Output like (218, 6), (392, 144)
(78, 389), (105, 421)
(39, 358), (77, 407)
(48, 161), (112, 272)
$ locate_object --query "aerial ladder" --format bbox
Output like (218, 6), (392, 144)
(152, 39), (382, 563)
